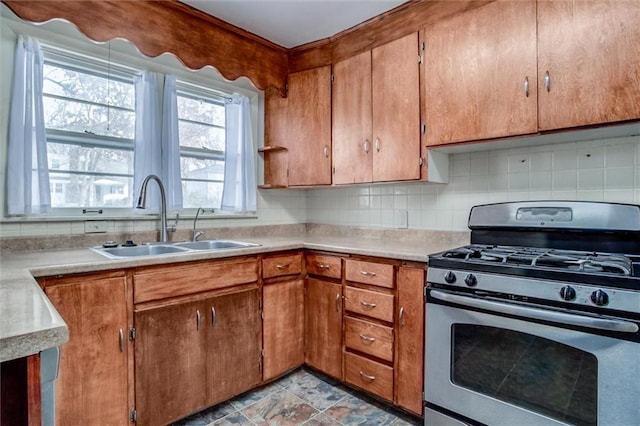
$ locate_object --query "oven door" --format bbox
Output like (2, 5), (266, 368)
(425, 289), (640, 426)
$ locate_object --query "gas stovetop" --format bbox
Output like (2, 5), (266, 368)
(427, 201), (640, 316)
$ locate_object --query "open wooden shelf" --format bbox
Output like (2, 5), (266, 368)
(258, 145), (288, 153)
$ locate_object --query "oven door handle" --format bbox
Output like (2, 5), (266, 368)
(431, 290), (639, 333)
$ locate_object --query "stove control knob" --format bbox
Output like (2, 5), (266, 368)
(590, 290), (609, 306)
(559, 286), (576, 301)
(464, 274), (478, 287)
(444, 271), (457, 284)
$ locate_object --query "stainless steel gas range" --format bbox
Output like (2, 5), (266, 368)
(424, 201), (640, 426)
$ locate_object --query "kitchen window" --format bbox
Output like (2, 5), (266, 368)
(42, 47), (136, 210)
(176, 84), (226, 209)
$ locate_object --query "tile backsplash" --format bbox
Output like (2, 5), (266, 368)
(307, 135), (640, 231)
(1, 135), (639, 238)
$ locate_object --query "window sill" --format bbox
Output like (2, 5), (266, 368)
(1, 213), (258, 223)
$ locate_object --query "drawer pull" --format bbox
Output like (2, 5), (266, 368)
(211, 307), (217, 326)
(360, 271), (377, 277)
(196, 309), (202, 330)
(360, 300), (377, 309)
(399, 307), (405, 327)
(359, 371), (376, 382)
(276, 264), (290, 270)
(316, 263), (330, 270)
(359, 334), (376, 343)
(119, 328), (125, 353)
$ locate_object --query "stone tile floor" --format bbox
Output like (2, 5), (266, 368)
(173, 368), (422, 426)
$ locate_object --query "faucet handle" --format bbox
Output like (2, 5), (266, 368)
(167, 214), (179, 233)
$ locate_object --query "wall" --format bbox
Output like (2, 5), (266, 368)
(307, 134), (640, 231)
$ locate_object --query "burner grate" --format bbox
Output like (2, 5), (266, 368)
(442, 245), (632, 276)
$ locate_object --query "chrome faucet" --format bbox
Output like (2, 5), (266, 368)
(136, 174), (175, 243)
(192, 207), (214, 241)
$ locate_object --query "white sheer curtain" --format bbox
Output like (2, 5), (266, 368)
(161, 75), (183, 211)
(221, 93), (257, 213)
(133, 71), (162, 213)
(7, 35), (51, 215)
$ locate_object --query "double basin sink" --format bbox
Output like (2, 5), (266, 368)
(92, 240), (260, 260)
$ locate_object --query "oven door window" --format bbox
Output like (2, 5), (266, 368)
(452, 324), (597, 426)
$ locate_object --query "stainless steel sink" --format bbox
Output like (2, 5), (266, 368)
(174, 240), (260, 250)
(91, 239), (260, 259)
(94, 244), (191, 259)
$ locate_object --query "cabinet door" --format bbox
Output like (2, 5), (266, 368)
(46, 276), (128, 426)
(286, 66), (332, 186)
(305, 278), (343, 379)
(206, 288), (261, 404)
(538, 0), (640, 130)
(263, 279), (305, 380)
(372, 33), (421, 182)
(395, 267), (425, 415)
(134, 300), (207, 426)
(424, 1), (537, 145)
(332, 51), (373, 184)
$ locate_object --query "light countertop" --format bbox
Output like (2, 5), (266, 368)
(0, 232), (468, 362)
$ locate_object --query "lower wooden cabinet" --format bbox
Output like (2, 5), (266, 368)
(263, 279), (305, 380)
(134, 299), (207, 426)
(344, 351), (394, 401)
(134, 287), (261, 425)
(41, 272), (129, 426)
(395, 266), (425, 415)
(304, 278), (343, 380)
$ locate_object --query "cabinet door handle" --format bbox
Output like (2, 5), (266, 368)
(523, 76), (529, 97)
(363, 139), (370, 153)
(360, 271), (376, 277)
(211, 307), (217, 326)
(323, 144), (329, 158)
(399, 307), (405, 327)
(335, 293), (341, 312)
(544, 71), (551, 92)
(119, 328), (125, 353)
(360, 300), (377, 309)
(276, 263), (290, 270)
(359, 334), (376, 343)
(316, 263), (330, 270)
(359, 371), (376, 382)
(375, 137), (381, 152)
(196, 310), (202, 330)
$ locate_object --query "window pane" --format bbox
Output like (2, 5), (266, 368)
(49, 172), (133, 208)
(43, 63), (134, 109)
(182, 181), (223, 209)
(43, 96), (135, 139)
(178, 121), (224, 151)
(177, 95), (224, 127)
(47, 143), (133, 208)
(181, 157), (224, 208)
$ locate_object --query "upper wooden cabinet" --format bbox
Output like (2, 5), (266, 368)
(424, 0), (640, 147)
(424, 0), (538, 146)
(333, 33), (421, 184)
(537, 0), (640, 130)
(263, 66), (332, 187)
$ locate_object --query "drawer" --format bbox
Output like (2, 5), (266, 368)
(345, 259), (394, 288)
(305, 253), (342, 279)
(344, 286), (394, 323)
(134, 258), (258, 303)
(344, 352), (393, 401)
(345, 317), (393, 362)
(262, 253), (303, 279)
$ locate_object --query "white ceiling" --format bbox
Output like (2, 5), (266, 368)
(180, 0), (407, 49)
